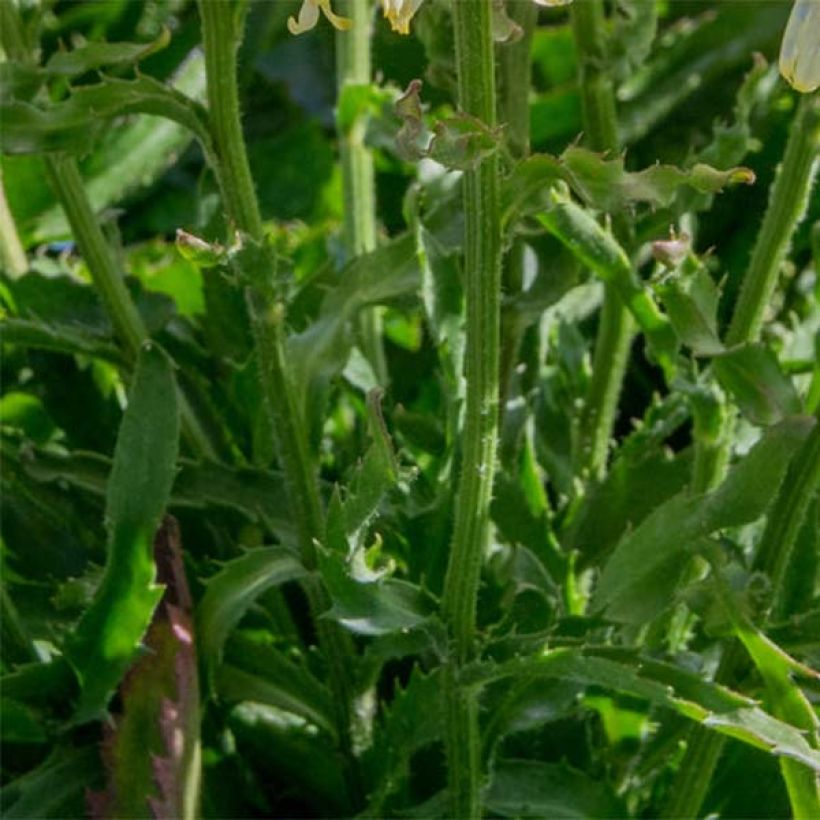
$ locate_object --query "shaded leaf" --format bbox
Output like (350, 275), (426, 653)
(217, 632), (336, 738)
(593, 417), (815, 623)
(196, 548), (306, 679)
(465, 647), (820, 773)
(713, 344), (802, 426)
(484, 759), (623, 818)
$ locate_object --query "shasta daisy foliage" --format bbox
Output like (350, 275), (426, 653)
(0, 0), (818, 818)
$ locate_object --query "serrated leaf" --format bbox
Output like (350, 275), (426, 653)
(504, 145), (754, 223)
(318, 546), (434, 636)
(65, 343), (180, 724)
(30, 51), (207, 243)
(713, 344), (802, 426)
(328, 389), (401, 551)
(0, 74), (213, 159)
(484, 759), (623, 818)
(364, 667), (444, 814)
(196, 548), (307, 680)
(43, 29), (169, 76)
(593, 416), (815, 623)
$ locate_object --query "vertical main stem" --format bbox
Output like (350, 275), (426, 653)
(440, 1), (501, 816)
(571, 0), (635, 482)
(441, 0), (501, 666)
(336, 0), (387, 383)
(197, 0), (360, 801)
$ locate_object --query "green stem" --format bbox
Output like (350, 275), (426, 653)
(199, 0), (263, 239)
(336, 0), (387, 384)
(440, 1), (501, 815)
(498, 0), (537, 423)
(441, 0), (501, 665)
(727, 95), (819, 346)
(570, 0), (635, 482)
(43, 156), (148, 358)
(0, 168), (27, 278)
(197, 0), (360, 799)
(753, 411), (820, 619)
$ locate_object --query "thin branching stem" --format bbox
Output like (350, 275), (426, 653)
(570, 0), (636, 483)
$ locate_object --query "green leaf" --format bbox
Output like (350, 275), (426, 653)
(0, 74), (213, 159)
(65, 342), (180, 723)
(288, 233), (419, 431)
(504, 146), (754, 223)
(29, 51), (207, 243)
(196, 548), (307, 680)
(465, 647), (820, 773)
(0, 747), (100, 819)
(534, 187), (678, 376)
(713, 344), (802, 426)
(484, 759), (623, 818)
(328, 389), (402, 550)
(364, 667), (444, 815)
(593, 416), (815, 622)
(217, 632), (336, 738)
(0, 697), (47, 744)
(710, 564), (820, 818)
(318, 546), (435, 637)
(43, 29), (170, 76)
(14, 443), (297, 545)
(1, 317), (124, 363)
(656, 255), (724, 356)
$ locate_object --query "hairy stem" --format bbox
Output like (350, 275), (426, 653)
(570, 0), (635, 482)
(727, 95), (819, 346)
(336, 0), (387, 383)
(197, 0), (360, 799)
(498, 0), (537, 422)
(43, 156), (148, 358)
(440, 1), (501, 815)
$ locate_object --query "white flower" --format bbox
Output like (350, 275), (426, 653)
(381, 0), (425, 35)
(779, 0), (820, 93)
(288, 0), (351, 35)
(533, 0), (574, 5)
